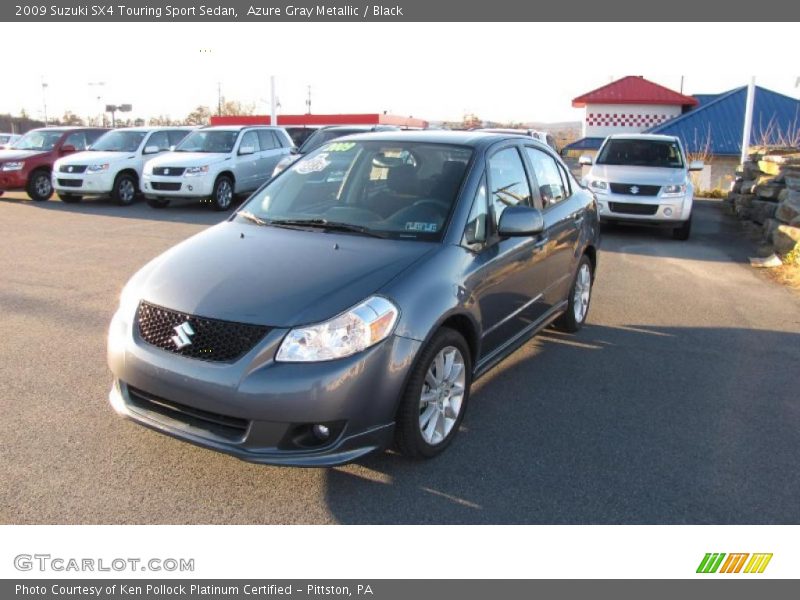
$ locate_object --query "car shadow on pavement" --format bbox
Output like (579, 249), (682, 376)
(0, 195), (237, 227)
(599, 199), (754, 263)
(322, 323), (800, 524)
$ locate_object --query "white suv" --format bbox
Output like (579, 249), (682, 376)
(52, 127), (193, 205)
(142, 126), (293, 210)
(581, 134), (703, 240)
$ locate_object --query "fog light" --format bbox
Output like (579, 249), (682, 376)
(664, 207), (673, 216)
(312, 424), (330, 440)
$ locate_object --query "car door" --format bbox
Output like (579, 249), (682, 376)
(256, 130), (286, 185)
(236, 130), (261, 192)
(463, 145), (553, 359)
(523, 145), (582, 304)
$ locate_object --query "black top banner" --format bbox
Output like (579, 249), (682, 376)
(4, 0), (799, 21)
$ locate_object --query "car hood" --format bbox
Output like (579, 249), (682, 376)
(0, 149), (47, 162)
(147, 151), (230, 168)
(589, 164), (686, 185)
(62, 150), (132, 165)
(134, 221), (436, 327)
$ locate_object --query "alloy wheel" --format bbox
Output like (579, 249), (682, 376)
(573, 263), (592, 323)
(418, 345), (466, 445)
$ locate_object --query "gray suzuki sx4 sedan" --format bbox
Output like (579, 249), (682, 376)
(108, 131), (600, 466)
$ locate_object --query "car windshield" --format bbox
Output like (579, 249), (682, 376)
(298, 128), (364, 154)
(0, 135), (11, 144)
(596, 139), (685, 168)
(90, 130), (147, 152)
(11, 130), (63, 151)
(238, 140), (473, 241)
(175, 130), (238, 153)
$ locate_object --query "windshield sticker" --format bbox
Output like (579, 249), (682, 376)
(324, 142), (356, 152)
(405, 222), (438, 233)
(294, 153), (331, 174)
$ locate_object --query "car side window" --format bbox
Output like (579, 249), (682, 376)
(147, 131), (170, 151)
(463, 175), (489, 247)
(240, 131), (260, 153)
(525, 147), (567, 209)
(86, 130), (106, 145)
(257, 130), (279, 150)
(64, 132), (88, 150)
(487, 147), (532, 225)
(168, 130), (190, 147)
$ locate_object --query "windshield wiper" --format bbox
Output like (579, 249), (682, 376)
(267, 218), (388, 238)
(237, 210), (269, 226)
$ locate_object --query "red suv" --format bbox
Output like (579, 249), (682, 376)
(0, 127), (108, 201)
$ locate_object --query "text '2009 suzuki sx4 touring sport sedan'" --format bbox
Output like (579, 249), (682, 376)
(107, 131), (600, 466)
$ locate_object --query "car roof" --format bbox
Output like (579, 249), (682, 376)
(200, 125), (282, 131)
(28, 127), (106, 133)
(333, 129), (546, 149)
(607, 133), (679, 142)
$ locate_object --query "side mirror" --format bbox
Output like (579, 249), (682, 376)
(168, 145), (176, 152)
(579, 155), (593, 166)
(497, 205), (545, 237)
(238, 146), (255, 156)
(290, 147), (300, 155)
(143, 145), (161, 155)
(60, 144), (77, 153)
(689, 160), (704, 172)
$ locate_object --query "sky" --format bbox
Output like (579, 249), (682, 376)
(3, 22), (799, 126)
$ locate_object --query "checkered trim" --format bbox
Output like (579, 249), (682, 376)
(586, 113), (672, 127)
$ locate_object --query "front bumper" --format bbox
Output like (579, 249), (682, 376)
(595, 192), (691, 223)
(0, 170), (28, 190)
(107, 307), (421, 467)
(141, 173), (215, 199)
(52, 171), (114, 195)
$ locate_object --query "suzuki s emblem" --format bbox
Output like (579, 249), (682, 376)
(164, 168), (170, 175)
(630, 185), (640, 195)
(171, 321), (195, 349)
(67, 166), (73, 172)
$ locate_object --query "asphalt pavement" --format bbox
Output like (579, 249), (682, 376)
(1, 192), (799, 524)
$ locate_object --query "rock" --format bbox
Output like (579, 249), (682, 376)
(763, 218), (782, 241)
(763, 152), (800, 165)
(775, 191), (800, 223)
(731, 179), (743, 194)
(755, 184), (784, 200)
(750, 200), (778, 224)
(740, 179), (757, 194)
(742, 164), (763, 180)
(758, 160), (782, 176)
(772, 224), (800, 255)
(778, 188), (789, 202)
(784, 168), (800, 191)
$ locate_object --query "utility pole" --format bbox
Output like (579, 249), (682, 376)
(41, 77), (48, 126)
(740, 77), (756, 164)
(270, 76), (277, 126)
(88, 81), (105, 126)
(680, 75), (684, 94)
(217, 82), (222, 116)
(305, 85), (312, 114)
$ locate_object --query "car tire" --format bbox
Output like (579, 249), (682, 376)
(395, 327), (472, 459)
(26, 170), (53, 201)
(146, 197), (170, 209)
(58, 193), (82, 203)
(554, 254), (593, 333)
(210, 175), (234, 211)
(672, 216), (692, 241)
(112, 173), (138, 206)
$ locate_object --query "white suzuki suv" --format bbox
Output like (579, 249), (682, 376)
(53, 127), (193, 205)
(580, 134), (703, 240)
(142, 125), (293, 211)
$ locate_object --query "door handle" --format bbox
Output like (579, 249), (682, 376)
(533, 235), (549, 248)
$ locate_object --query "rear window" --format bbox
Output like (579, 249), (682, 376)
(597, 139), (684, 168)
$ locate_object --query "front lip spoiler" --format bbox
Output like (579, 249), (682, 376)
(109, 383), (394, 468)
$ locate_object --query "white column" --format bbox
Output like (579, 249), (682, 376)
(740, 77), (755, 164)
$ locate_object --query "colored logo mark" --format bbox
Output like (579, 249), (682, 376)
(696, 553), (773, 574)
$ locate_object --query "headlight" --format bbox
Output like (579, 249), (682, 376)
(1, 161), (24, 171)
(184, 166), (209, 177)
(589, 180), (607, 192)
(86, 163), (109, 173)
(276, 296), (399, 363)
(662, 184), (687, 197)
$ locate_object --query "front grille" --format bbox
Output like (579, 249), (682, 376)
(57, 179), (83, 187)
(609, 183), (661, 196)
(127, 385), (249, 441)
(59, 164), (87, 173)
(609, 202), (659, 216)
(136, 301), (270, 362)
(151, 182), (182, 191)
(153, 167), (185, 176)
